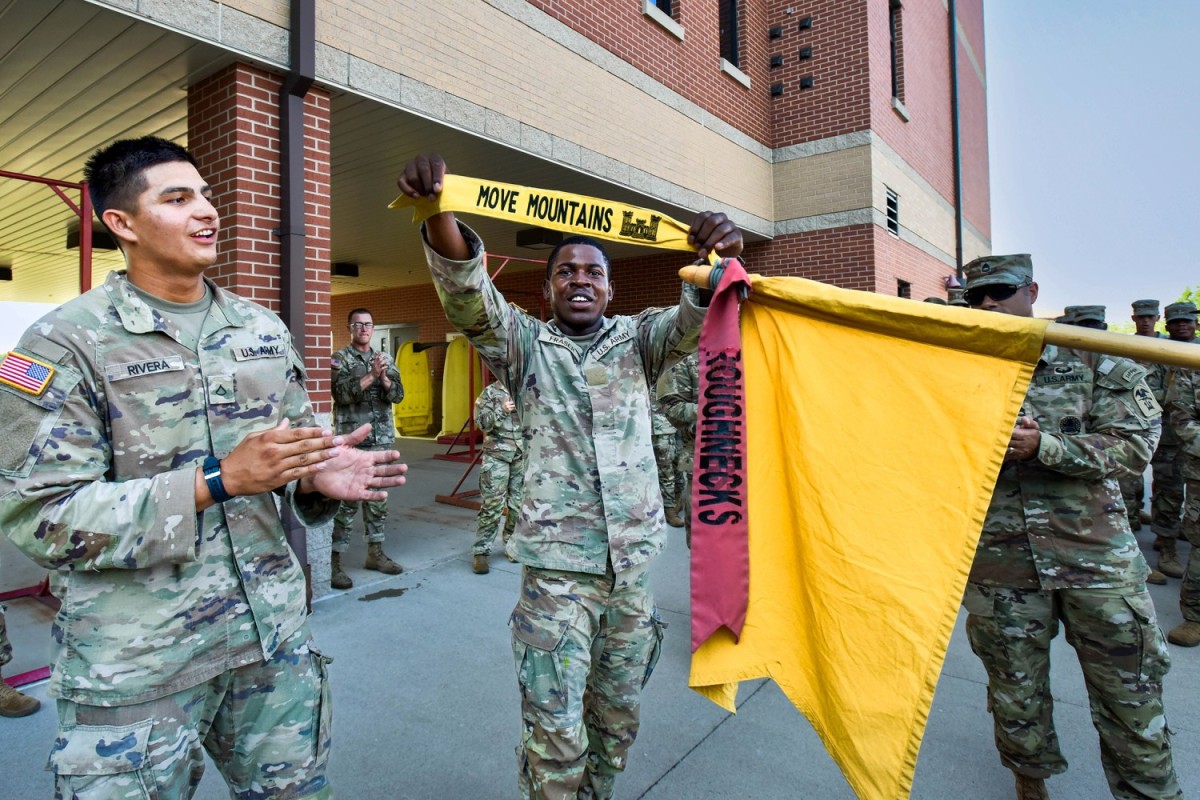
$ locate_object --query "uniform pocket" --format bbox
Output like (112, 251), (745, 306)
(1122, 591), (1170, 683)
(309, 644), (334, 771)
(962, 583), (995, 617)
(510, 605), (570, 720)
(48, 719), (156, 800)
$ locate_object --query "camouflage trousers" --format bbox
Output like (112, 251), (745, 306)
(1177, 477), (1200, 622)
(0, 605), (10, 669)
(652, 432), (677, 512)
(1151, 445), (1184, 540)
(48, 627), (333, 800)
(475, 451), (523, 556)
(675, 438), (693, 546)
(509, 563), (664, 800)
(964, 583), (1180, 799)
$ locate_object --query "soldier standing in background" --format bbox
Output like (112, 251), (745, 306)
(1165, 349), (1200, 646)
(330, 308), (407, 588)
(1153, 302), (1200, 579)
(0, 604), (40, 717)
(960, 255), (1179, 800)
(651, 386), (682, 527)
(1120, 299), (1170, 583)
(472, 379), (524, 574)
(660, 352), (699, 547)
(398, 152), (741, 800)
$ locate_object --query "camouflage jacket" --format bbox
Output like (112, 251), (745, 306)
(650, 389), (676, 437)
(475, 381), (523, 462)
(423, 223), (705, 574)
(660, 353), (699, 470)
(0, 271), (335, 706)
(970, 345), (1160, 590)
(330, 343), (404, 446)
(1166, 367), (1200, 479)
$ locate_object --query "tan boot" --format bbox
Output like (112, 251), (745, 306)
(365, 542), (403, 575)
(473, 553), (490, 574)
(1158, 539), (1184, 579)
(1146, 569), (1168, 585)
(1167, 621), (1200, 647)
(330, 552), (353, 590)
(0, 674), (40, 717)
(1014, 773), (1049, 800)
(665, 509), (685, 528)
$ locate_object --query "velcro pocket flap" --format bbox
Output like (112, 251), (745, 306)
(509, 606), (569, 652)
(49, 720), (153, 776)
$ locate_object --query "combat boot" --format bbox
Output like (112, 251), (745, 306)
(365, 542), (403, 574)
(1157, 539), (1184, 579)
(0, 674), (40, 717)
(1014, 773), (1049, 800)
(1130, 516), (1142, 532)
(1147, 569), (1168, 586)
(1167, 621), (1200, 647)
(473, 553), (490, 574)
(665, 508), (685, 528)
(330, 552), (353, 590)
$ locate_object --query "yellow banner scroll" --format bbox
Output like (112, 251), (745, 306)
(390, 174), (709, 259)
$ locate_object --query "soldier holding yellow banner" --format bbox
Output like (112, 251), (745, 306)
(396, 153), (741, 800)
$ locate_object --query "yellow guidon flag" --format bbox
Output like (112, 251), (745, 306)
(390, 174), (716, 262)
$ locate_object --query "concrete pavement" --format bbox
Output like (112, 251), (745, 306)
(2, 438), (1198, 798)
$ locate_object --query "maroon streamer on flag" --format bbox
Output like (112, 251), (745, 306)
(690, 259), (752, 652)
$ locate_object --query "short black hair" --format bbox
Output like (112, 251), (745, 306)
(84, 137), (197, 227)
(347, 308), (373, 324)
(545, 235), (610, 279)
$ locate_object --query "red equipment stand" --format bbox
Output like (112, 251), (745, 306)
(0, 577), (59, 688)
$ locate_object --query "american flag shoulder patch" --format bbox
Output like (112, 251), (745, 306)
(0, 351), (56, 396)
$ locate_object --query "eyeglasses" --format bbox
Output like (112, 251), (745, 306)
(964, 284), (1023, 306)
(349, 322), (375, 330)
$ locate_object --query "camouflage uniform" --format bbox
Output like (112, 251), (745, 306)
(423, 223), (701, 798)
(474, 380), (524, 556)
(1166, 366), (1200, 620)
(0, 271), (335, 797)
(964, 343), (1180, 799)
(650, 388), (678, 514)
(330, 343), (404, 550)
(1120, 330), (1166, 528)
(0, 606), (10, 669)
(660, 353), (699, 544)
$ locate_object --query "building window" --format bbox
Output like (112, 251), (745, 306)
(886, 188), (900, 236)
(897, 279), (912, 299)
(720, 0), (739, 67)
(644, 0), (684, 40)
(889, 0), (905, 103)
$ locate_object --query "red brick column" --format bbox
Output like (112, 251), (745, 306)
(187, 63), (332, 413)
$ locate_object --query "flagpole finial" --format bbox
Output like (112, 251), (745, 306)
(679, 264), (714, 288)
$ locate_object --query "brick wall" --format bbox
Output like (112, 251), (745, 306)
(766, 0), (873, 147)
(526, 0), (773, 144)
(188, 62), (334, 411)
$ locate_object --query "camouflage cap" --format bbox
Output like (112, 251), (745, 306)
(923, 296), (948, 305)
(1067, 304), (1105, 324)
(962, 254), (1033, 290)
(1165, 301), (1198, 322)
(1054, 310), (1075, 324)
(947, 288), (968, 307)
(1131, 299), (1160, 316)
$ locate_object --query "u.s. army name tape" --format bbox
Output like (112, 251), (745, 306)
(390, 174), (712, 261)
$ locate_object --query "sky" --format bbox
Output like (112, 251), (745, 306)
(984, 2), (1199, 321)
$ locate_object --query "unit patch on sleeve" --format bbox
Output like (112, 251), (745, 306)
(0, 351), (55, 396)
